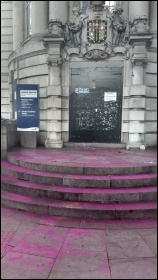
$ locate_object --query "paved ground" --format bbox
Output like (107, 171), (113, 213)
(1, 206), (157, 279)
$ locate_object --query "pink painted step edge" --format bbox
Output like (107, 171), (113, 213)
(1, 174), (157, 195)
(1, 191), (157, 211)
(1, 160), (157, 179)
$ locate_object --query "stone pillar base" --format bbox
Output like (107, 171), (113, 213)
(126, 142), (146, 150)
(45, 139), (63, 149)
(20, 132), (37, 148)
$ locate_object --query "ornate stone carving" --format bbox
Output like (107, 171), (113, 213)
(131, 56), (148, 66)
(64, 6), (88, 47)
(84, 49), (108, 60)
(107, 6), (127, 46)
(63, 4), (131, 61)
(46, 20), (64, 36)
(91, 1), (105, 11)
(131, 16), (150, 33)
(46, 57), (62, 67)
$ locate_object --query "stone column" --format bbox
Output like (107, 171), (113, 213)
(149, 1), (157, 48)
(31, 1), (49, 35)
(121, 1), (129, 21)
(49, 1), (68, 25)
(150, 1), (157, 32)
(129, 1), (149, 22)
(45, 41), (64, 148)
(43, 1), (69, 148)
(69, 1), (75, 21)
(126, 1), (152, 150)
(127, 53), (148, 150)
(13, 1), (25, 50)
(43, 20), (64, 148)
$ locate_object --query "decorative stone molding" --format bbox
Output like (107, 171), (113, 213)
(63, 4), (132, 61)
(130, 16), (150, 33)
(63, 41), (129, 61)
(91, 1), (105, 11)
(46, 57), (62, 67)
(129, 33), (153, 67)
(62, 4), (152, 64)
(82, 41), (113, 60)
(129, 34), (153, 48)
(43, 35), (64, 68)
(131, 55), (148, 66)
(46, 20), (64, 36)
(84, 49), (109, 60)
(45, 138), (63, 149)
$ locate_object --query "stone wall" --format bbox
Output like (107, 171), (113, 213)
(8, 40), (48, 145)
(145, 52), (157, 146)
(1, 1), (13, 119)
(1, 120), (20, 157)
(145, 1), (157, 146)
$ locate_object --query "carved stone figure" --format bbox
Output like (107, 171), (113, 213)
(91, 1), (105, 11)
(65, 6), (88, 47)
(107, 6), (126, 46)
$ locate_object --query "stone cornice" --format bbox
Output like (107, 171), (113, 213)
(129, 34), (153, 46)
(8, 40), (48, 67)
(8, 49), (48, 68)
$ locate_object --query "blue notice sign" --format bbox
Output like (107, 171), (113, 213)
(16, 84), (39, 131)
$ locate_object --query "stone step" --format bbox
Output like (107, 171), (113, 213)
(1, 160), (157, 188)
(7, 153), (157, 175)
(1, 190), (157, 219)
(64, 142), (126, 148)
(2, 148), (156, 220)
(1, 174), (157, 203)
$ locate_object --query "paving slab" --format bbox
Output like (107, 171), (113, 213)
(5, 208), (44, 223)
(1, 206), (17, 218)
(104, 229), (156, 259)
(1, 252), (54, 279)
(1, 217), (21, 232)
(12, 225), (69, 258)
(62, 228), (106, 251)
(49, 249), (111, 279)
(136, 228), (157, 255)
(9, 222), (39, 246)
(109, 257), (157, 279)
(1, 232), (14, 258)
(1, 206), (157, 279)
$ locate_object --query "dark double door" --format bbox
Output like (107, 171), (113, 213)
(69, 61), (123, 143)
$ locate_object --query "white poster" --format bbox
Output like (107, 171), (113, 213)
(104, 92), (117, 101)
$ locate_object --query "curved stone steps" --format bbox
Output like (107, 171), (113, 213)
(1, 147), (157, 219)
(1, 174), (157, 203)
(1, 190), (157, 219)
(1, 160), (157, 188)
(7, 153), (157, 175)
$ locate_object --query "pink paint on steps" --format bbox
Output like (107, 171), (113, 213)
(1, 147), (157, 219)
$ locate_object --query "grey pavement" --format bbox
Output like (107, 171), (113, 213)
(1, 206), (157, 279)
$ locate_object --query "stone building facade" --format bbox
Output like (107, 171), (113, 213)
(1, 1), (157, 149)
